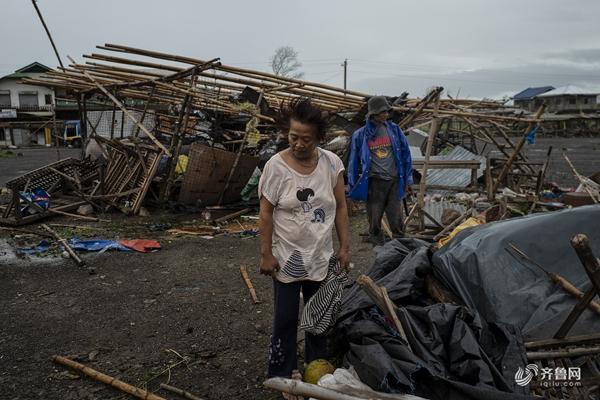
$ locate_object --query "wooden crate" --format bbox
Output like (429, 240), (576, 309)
(178, 144), (258, 206)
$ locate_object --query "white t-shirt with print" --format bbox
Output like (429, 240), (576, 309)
(259, 148), (345, 283)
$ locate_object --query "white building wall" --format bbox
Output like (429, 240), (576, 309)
(0, 73), (54, 108)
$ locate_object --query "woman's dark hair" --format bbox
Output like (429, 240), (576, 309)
(277, 97), (328, 141)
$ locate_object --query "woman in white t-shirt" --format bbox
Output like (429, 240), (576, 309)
(258, 98), (350, 379)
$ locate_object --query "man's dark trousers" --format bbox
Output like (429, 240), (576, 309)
(367, 177), (404, 244)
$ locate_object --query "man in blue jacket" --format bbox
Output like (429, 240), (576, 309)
(348, 96), (413, 245)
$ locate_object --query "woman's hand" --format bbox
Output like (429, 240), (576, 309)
(337, 247), (350, 272)
(260, 253), (280, 276)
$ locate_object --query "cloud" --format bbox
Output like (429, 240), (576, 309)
(352, 61), (600, 99)
(543, 48), (600, 65)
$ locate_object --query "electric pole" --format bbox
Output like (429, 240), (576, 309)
(31, 0), (64, 69)
(341, 59), (348, 91)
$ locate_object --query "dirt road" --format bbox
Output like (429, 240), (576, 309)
(0, 214), (373, 400)
(0, 148), (81, 186)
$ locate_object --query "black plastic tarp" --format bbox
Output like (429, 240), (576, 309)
(433, 204), (600, 339)
(336, 239), (535, 400)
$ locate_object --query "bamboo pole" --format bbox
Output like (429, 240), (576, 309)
(100, 43), (369, 98)
(52, 355), (166, 400)
(527, 346), (600, 360)
(394, 106), (541, 123)
(66, 56), (171, 156)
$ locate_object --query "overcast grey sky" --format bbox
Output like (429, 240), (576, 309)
(2, 0), (600, 99)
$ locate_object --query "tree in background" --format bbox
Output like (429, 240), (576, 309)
(270, 46), (304, 79)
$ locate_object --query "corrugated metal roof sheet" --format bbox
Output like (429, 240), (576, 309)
(413, 146), (486, 193)
(537, 85), (598, 97)
(513, 86), (554, 101)
(423, 201), (467, 225)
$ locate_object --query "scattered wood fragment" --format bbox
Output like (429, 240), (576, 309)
(213, 208), (251, 224)
(381, 287), (413, 352)
(432, 208), (473, 242)
(554, 234), (600, 339)
(159, 383), (205, 400)
(240, 264), (260, 304)
(41, 224), (85, 267)
(356, 275), (412, 351)
(48, 208), (110, 222)
(563, 153), (599, 204)
(0, 226), (53, 238)
(381, 217), (394, 240)
(507, 243), (600, 315)
(527, 346), (600, 361)
(52, 355), (166, 400)
(525, 332), (600, 350)
(48, 224), (100, 230)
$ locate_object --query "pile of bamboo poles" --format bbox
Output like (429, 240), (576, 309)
(23, 43), (369, 119)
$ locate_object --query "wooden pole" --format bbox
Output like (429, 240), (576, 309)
(160, 74), (195, 203)
(554, 234), (600, 339)
(492, 105), (545, 194)
(41, 224), (85, 267)
(159, 383), (205, 400)
(415, 92), (442, 230)
(52, 355), (166, 400)
(240, 264), (260, 304)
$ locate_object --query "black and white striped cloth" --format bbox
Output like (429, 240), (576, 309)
(299, 257), (349, 335)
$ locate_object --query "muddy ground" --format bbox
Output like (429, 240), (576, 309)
(0, 212), (374, 400)
(1, 136), (599, 399)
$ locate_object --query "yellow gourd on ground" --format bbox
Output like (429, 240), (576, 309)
(304, 359), (335, 384)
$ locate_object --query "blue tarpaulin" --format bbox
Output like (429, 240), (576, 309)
(68, 239), (130, 253)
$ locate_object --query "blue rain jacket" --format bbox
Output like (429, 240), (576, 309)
(347, 119), (413, 201)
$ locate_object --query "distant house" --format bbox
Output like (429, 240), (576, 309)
(0, 62), (55, 147)
(512, 86), (554, 112)
(536, 85), (599, 113)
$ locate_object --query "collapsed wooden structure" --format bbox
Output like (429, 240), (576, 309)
(7, 43), (583, 235)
